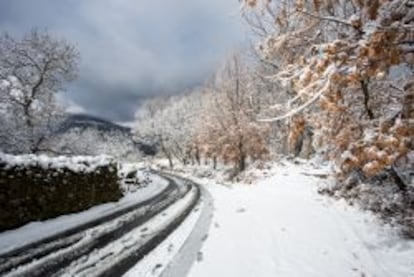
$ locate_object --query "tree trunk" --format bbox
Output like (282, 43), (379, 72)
(237, 139), (246, 172)
(159, 135), (173, 169)
(195, 146), (200, 165)
(390, 167), (407, 193)
(168, 155), (174, 169)
(360, 79), (374, 120)
(402, 80), (414, 143)
(238, 154), (246, 172)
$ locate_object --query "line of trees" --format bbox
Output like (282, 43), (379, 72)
(134, 55), (273, 173)
(2, 2), (411, 184)
(134, 0), (413, 185)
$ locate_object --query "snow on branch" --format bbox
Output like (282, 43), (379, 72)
(257, 88), (324, 122)
(297, 10), (359, 30)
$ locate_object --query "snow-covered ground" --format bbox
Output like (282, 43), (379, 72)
(180, 161), (414, 277)
(2, 159), (413, 276)
(60, 184), (198, 276)
(0, 172), (168, 255)
(124, 177), (213, 277)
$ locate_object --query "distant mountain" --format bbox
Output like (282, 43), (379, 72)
(57, 114), (131, 134)
(53, 113), (157, 156)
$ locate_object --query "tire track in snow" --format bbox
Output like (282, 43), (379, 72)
(159, 175), (214, 277)
(0, 175), (193, 277)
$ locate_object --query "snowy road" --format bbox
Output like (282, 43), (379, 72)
(0, 174), (170, 255)
(1, 164), (413, 277)
(0, 174), (201, 277)
(123, 174), (214, 277)
(185, 162), (414, 277)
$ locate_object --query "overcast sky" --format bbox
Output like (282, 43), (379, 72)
(0, 0), (246, 122)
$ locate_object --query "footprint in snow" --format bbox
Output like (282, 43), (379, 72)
(236, 208), (246, 213)
(202, 234), (208, 241)
(168, 243), (174, 253)
(152, 264), (163, 274)
(196, 251), (203, 262)
(214, 222), (220, 228)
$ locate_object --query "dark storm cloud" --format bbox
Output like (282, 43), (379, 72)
(0, 0), (245, 121)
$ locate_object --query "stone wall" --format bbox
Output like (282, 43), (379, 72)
(0, 158), (122, 231)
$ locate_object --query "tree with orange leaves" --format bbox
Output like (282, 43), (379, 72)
(196, 55), (270, 173)
(243, 0), (413, 186)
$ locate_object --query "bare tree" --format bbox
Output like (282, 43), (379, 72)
(46, 127), (142, 161)
(198, 55), (269, 173)
(134, 92), (204, 168)
(0, 29), (79, 153)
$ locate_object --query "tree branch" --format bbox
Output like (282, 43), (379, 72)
(257, 89), (324, 122)
(297, 10), (359, 30)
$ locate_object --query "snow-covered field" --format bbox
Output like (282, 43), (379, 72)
(0, 171), (168, 255)
(180, 161), (414, 277)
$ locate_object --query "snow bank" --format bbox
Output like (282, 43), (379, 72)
(0, 152), (114, 173)
(153, 157), (330, 186)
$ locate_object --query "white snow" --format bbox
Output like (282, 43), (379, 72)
(124, 176), (214, 277)
(60, 185), (198, 276)
(0, 79), (10, 90)
(186, 161), (414, 277)
(3, 159), (412, 276)
(124, 191), (203, 277)
(0, 172), (168, 255)
(0, 152), (114, 173)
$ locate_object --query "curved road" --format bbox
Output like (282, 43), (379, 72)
(0, 174), (204, 277)
(159, 174), (214, 277)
